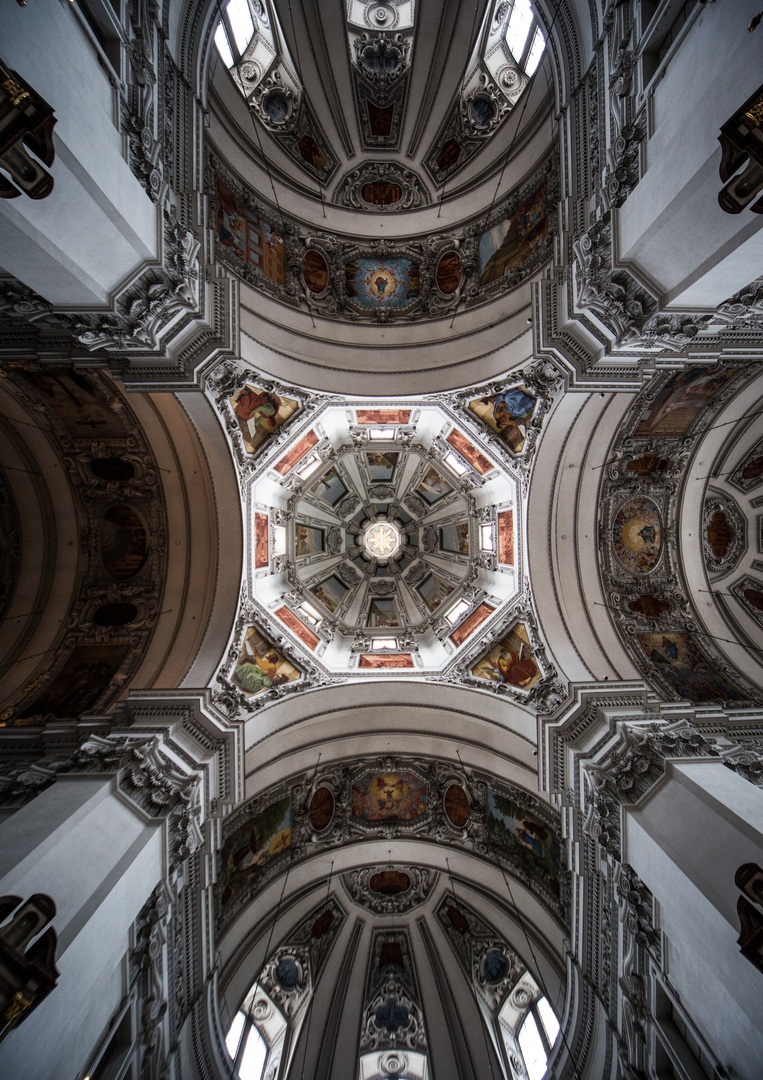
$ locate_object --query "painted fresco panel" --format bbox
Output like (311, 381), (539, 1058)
(469, 387), (536, 453)
(633, 366), (734, 438)
(446, 429), (492, 474)
(612, 497), (662, 574)
(365, 451), (399, 482)
(418, 573), (453, 611)
(636, 632), (744, 701)
(296, 524), (324, 558)
(231, 385), (299, 455)
(498, 510), (514, 564)
(367, 598), (399, 627)
(215, 177), (286, 285)
(472, 623), (540, 690)
(478, 185), (548, 287)
(345, 258), (421, 308)
(417, 467), (450, 504)
(449, 602), (495, 648)
(351, 772), (428, 820)
(16, 644), (130, 720)
(275, 607), (320, 650)
(274, 430), (318, 475)
(356, 409), (411, 424)
(311, 467), (347, 505)
(359, 654), (414, 669)
(310, 576), (348, 614)
(219, 796), (292, 905)
(254, 513), (269, 568)
(487, 791), (560, 895)
(234, 627), (301, 696)
(20, 369), (127, 439)
(440, 522), (469, 554)
(100, 504), (148, 580)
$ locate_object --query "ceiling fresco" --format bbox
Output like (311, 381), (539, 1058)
(598, 362), (763, 704)
(207, 153), (558, 323)
(206, 358), (567, 715)
(215, 754), (566, 935)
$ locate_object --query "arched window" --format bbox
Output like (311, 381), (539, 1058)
(225, 983), (286, 1080)
(504, 0), (547, 78)
(214, 0), (256, 70)
(499, 983), (560, 1080)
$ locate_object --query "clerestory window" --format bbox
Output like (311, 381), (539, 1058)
(504, 0), (547, 78)
(499, 990), (560, 1080)
(214, 0), (256, 70)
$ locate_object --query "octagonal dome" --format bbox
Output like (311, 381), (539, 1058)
(235, 400), (525, 678)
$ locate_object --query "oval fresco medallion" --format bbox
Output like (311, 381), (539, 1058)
(369, 870), (411, 895)
(100, 503), (148, 580)
(275, 957), (299, 989)
(309, 786), (335, 831)
(436, 250), (462, 294)
(303, 249), (329, 294)
(612, 497), (662, 573)
(444, 783), (469, 827)
(483, 948), (509, 984)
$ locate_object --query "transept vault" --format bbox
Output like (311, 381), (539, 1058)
(1, 3), (763, 1080)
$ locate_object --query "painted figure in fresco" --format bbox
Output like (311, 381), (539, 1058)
(216, 184), (245, 259)
(492, 643), (539, 687)
(221, 798), (292, 904)
(234, 387), (281, 434)
(512, 817), (550, 860)
(476, 387), (536, 452)
(234, 652), (288, 694)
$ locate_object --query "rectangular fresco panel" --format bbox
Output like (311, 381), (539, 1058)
(633, 367), (735, 439)
(233, 627), (301, 695)
(310, 576), (348, 614)
(449, 602), (495, 648)
(275, 607), (320, 651)
(440, 522), (469, 554)
(418, 573), (454, 611)
(367, 598), (399, 627)
(446, 429), (493, 474)
(417, 467), (451, 504)
(498, 511), (514, 564)
(478, 184), (548, 287)
(351, 772), (428, 820)
(365, 451), (399, 482)
(345, 258), (421, 308)
(274, 430), (318, 475)
(472, 623), (541, 690)
(254, 513), (269, 568)
(469, 388), (536, 454)
(215, 177), (286, 285)
(231, 385), (299, 455)
(636, 632), (744, 701)
(359, 654), (414, 669)
(356, 409), (412, 425)
(219, 796), (292, 906)
(295, 524), (324, 558)
(311, 467), (347, 505)
(487, 791), (560, 896)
